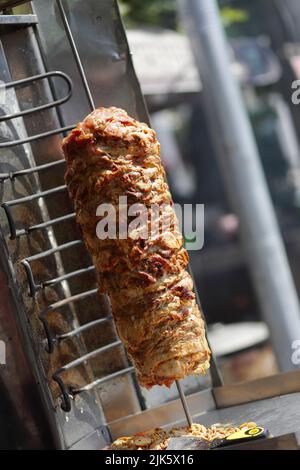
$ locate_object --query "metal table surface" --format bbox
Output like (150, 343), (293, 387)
(195, 392), (300, 438)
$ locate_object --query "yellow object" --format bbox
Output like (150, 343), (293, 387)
(226, 427), (264, 441)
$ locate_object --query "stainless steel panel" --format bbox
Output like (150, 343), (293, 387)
(69, 426), (111, 451)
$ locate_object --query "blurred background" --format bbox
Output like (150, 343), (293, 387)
(118, 0), (300, 384)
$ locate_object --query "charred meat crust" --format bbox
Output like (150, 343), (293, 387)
(63, 107), (210, 388)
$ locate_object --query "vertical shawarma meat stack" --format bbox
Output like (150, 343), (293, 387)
(63, 107), (210, 388)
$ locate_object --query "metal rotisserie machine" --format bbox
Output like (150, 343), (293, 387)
(0, 0), (300, 450)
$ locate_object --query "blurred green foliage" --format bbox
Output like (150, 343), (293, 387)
(119, 0), (249, 30)
(119, 0), (178, 30)
(13, 5), (31, 14)
(221, 6), (249, 26)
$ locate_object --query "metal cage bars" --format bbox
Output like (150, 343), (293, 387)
(0, 50), (140, 415)
(0, 70), (74, 148)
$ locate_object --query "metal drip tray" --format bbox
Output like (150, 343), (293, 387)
(196, 393), (300, 439)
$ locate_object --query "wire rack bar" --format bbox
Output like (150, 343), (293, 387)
(42, 265), (95, 288)
(0, 69), (74, 147)
(57, 317), (112, 341)
(0, 123), (75, 148)
(21, 240), (83, 296)
(53, 340), (126, 411)
(74, 367), (136, 394)
(41, 288), (98, 313)
(23, 239), (82, 263)
(2, 185), (68, 239)
(4, 184), (67, 207)
(38, 288), (107, 353)
(15, 212), (76, 238)
(0, 71), (73, 122)
(0, 158), (65, 182)
(21, 259), (93, 297)
(58, 340), (123, 371)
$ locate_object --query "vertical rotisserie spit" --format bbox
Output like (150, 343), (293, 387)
(63, 106), (210, 388)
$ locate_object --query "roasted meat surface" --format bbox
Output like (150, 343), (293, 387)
(63, 107), (210, 388)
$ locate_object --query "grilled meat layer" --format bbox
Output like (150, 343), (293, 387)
(63, 107), (210, 387)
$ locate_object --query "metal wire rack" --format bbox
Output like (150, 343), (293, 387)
(0, 0), (218, 426)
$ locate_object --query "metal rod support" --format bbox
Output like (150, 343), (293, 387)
(56, 0), (95, 110)
(176, 381), (193, 427)
(74, 367), (135, 394)
(0, 124), (74, 148)
(0, 71), (73, 122)
(42, 265), (95, 288)
(0, 159), (65, 182)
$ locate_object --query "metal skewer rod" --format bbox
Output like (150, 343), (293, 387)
(176, 381), (193, 427)
(56, 0), (95, 110)
(56, 0), (193, 428)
